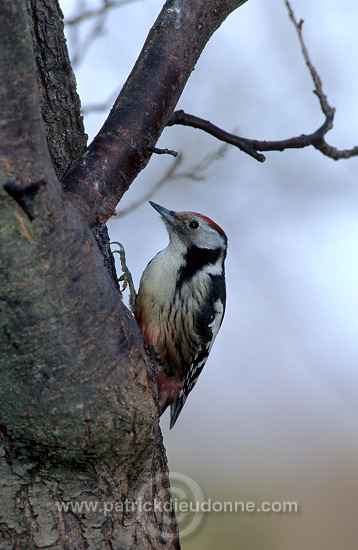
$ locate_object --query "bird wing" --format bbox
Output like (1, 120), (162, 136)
(170, 272), (226, 428)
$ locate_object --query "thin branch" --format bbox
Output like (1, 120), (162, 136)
(116, 144), (228, 217)
(167, 111), (265, 162)
(68, 14), (107, 68)
(147, 145), (178, 157)
(284, 0), (358, 160)
(81, 90), (119, 115)
(65, 0), (135, 26)
(168, 1), (358, 163)
(65, 0), (138, 68)
(285, 0), (331, 116)
(116, 154), (184, 217)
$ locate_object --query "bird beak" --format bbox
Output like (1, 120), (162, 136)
(149, 201), (177, 225)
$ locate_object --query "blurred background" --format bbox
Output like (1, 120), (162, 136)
(61, 1), (358, 548)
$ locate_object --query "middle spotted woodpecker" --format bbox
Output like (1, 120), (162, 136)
(134, 201), (227, 428)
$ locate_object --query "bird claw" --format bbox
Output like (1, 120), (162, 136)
(110, 241), (137, 311)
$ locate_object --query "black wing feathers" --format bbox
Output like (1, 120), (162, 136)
(170, 257), (226, 428)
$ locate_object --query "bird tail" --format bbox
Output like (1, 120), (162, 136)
(170, 392), (187, 429)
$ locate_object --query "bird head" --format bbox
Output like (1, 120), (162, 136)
(149, 201), (227, 251)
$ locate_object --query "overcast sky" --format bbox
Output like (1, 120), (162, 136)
(61, 2), (358, 548)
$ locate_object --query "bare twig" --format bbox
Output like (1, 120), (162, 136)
(65, 0), (135, 26)
(168, 1), (358, 162)
(284, 0), (358, 160)
(147, 145), (178, 157)
(116, 144), (228, 217)
(65, 0), (137, 68)
(167, 111), (265, 162)
(81, 90), (118, 115)
(285, 1), (331, 117)
(67, 12), (107, 68)
(62, 0), (245, 225)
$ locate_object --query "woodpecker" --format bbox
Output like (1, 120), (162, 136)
(134, 201), (227, 428)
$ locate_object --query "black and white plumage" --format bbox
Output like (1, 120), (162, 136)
(134, 202), (227, 428)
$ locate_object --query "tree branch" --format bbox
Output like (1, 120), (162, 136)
(1, 2), (178, 546)
(147, 145), (178, 157)
(284, 0), (358, 160)
(27, 0), (87, 177)
(167, 1), (358, 163)
(167, 110), (266, 162)
(61, 0), (248, 225)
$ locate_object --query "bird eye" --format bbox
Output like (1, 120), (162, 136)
(188, 220), (200, 230)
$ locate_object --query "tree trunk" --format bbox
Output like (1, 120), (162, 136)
(0, 0), (247, 547)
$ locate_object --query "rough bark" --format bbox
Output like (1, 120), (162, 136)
(0, 0), (247, 548)
(27, 0), (87, 177)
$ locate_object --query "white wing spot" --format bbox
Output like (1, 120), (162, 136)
(208, 299), (224, 347)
